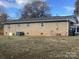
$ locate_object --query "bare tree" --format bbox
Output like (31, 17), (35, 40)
(21, 1), (50, 19)
(0, 6), (8, 35)
(0, 13), (8, 22)
(74, 0), (79, 15)
(0, 6), (8, 22)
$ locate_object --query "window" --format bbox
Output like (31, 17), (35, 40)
(58, 33), (61, 36)
(27, 32), (29, 35)
(56, 27), (58, 30)
(6, 32), (7, 35)
(77, 27), (79, 32)
(41, 33), (43, 35)
(41, 23), (44, 27)
(56, 33), (61, 36)
(16, 32), (25, 36)
(13, 33), (15, 36)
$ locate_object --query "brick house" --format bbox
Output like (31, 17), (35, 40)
(3, 16), (78, 36)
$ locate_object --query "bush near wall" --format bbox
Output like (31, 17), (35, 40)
(0, 24), (4, 35)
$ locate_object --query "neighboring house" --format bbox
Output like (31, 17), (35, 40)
(3, 16), (78, 36)
(73, 16), (79, 35)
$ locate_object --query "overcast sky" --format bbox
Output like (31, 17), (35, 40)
(0, 0), (76, 19)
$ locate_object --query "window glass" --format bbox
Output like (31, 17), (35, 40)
(77, 27), (79, 32)
(27, 32), (29, 35)
(41, 33), (43, 35)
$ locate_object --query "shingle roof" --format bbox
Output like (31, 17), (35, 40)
(3, 16), (78, 24)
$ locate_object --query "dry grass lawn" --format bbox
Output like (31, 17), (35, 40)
(0, 36), (79, 59)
